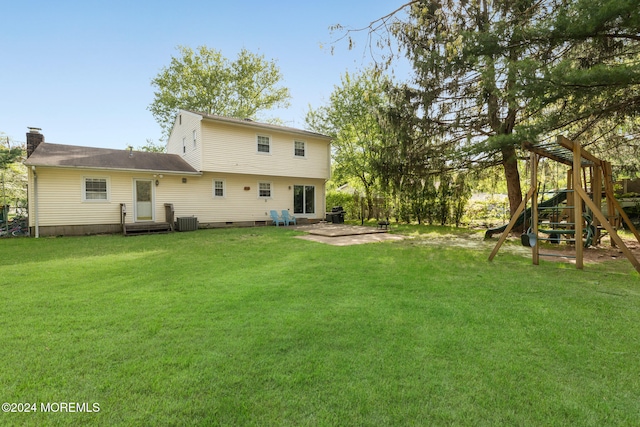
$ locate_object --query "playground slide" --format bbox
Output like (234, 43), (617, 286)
(484, 191), (569, 239)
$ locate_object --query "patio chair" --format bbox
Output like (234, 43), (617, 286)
(270, 210), (284, 227)
(281, 210), (297, 226)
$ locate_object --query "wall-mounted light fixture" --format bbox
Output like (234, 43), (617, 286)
(155, 180), (160, 186)
(182, 178), (187, 184)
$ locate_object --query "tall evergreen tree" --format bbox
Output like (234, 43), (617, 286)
(340, 0), (640, 214)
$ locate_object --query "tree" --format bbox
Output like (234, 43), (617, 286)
(0, 134), (22, 169)
(0, 134), (27, 210)
(525, 0), (640, 174)
(136, 139), (166, 153)
(149, 46), (291, 136)
(336, 0), (640, 216)
(306, 69), (389, 218)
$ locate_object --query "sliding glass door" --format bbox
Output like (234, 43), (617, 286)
(293, 185), (315, 215)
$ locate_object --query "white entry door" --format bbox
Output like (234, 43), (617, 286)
(134, 179), (153, 221)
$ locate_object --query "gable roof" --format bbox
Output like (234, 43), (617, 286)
(24, 143), (200, 175)
(185, 110), (332, 141)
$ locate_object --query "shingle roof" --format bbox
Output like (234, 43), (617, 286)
(24, 143), (200, 174)
(186, 110), (332, 141)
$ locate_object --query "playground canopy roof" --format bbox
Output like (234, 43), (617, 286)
(523, 136), (599, 167)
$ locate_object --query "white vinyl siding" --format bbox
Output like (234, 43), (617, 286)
(199, 121), (330, 179)
(166, 110), (203, 171)
(27, 167), (326, 229)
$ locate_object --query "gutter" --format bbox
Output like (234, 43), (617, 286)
(22, 163), (203, 176)
(32, 166), (39, 238)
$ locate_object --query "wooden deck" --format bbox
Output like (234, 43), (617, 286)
(123, 221), (172, 236)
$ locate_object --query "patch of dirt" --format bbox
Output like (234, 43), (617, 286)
(291, 223), (406, 246)
(289, 223), (640, 268)
(295, 233), (406, 246)
(407, 228), (640, 266)
(534, 235), (640, 264)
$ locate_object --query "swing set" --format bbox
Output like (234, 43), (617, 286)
(489, 135), (640, 274)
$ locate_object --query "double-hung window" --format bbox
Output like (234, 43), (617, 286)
(258, 182), (272, 198)
(257, 135), (270, 153)
(294, 140), (306, 157)
(83, 177), (108, 201)
(213, 180), (225, 198)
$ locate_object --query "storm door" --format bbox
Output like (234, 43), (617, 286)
(134, 179), (154, 221)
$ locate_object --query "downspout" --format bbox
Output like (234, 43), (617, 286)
(32, 166), (39, 238)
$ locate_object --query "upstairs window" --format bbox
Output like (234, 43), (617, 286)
(294, 140), (306, 157)
(257, 135), (270, 153)
(182, 137), (186, 154)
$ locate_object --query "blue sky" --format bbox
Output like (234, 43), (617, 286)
(2, 1), (410, 149)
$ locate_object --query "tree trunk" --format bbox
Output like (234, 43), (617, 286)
(501, 145), (522, 223)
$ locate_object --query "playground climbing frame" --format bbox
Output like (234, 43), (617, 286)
(489, 135), (640, 274)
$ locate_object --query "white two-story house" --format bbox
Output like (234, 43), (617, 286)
(165, 110), (331, 225)
(24, 110), (331, 236)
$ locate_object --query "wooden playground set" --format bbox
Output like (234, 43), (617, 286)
(489, 135), (640, 274)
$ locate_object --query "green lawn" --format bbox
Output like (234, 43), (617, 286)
(1, 226), (639, 426)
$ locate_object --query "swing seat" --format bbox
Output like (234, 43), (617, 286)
(524, 215), (595, 248)
(521, 231), (537, 247)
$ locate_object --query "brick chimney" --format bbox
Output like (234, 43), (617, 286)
(27, 127), (44, 158)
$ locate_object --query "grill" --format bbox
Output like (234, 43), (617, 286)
(176, 216), (198, 231)
(327, 206), (346, 224)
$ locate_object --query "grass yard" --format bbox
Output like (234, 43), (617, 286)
(1, 226), (639, 426)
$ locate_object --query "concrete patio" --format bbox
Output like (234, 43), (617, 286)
(290, 223), (406, 246)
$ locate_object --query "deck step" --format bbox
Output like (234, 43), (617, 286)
(124, 222), (172, 236)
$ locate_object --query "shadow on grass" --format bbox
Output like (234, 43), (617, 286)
(0, 227), (297, 267)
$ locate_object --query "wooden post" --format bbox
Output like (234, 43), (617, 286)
(607, 190), (640, 245)
(565, 169), (573, 221)
(531, 152), (539, 265)
(575, 185), (640, 274)
(489, 187), (536, 261)
(592, 164), (602, 243)
(603, 161), (618, 247)
(571, 138), (584, 269)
